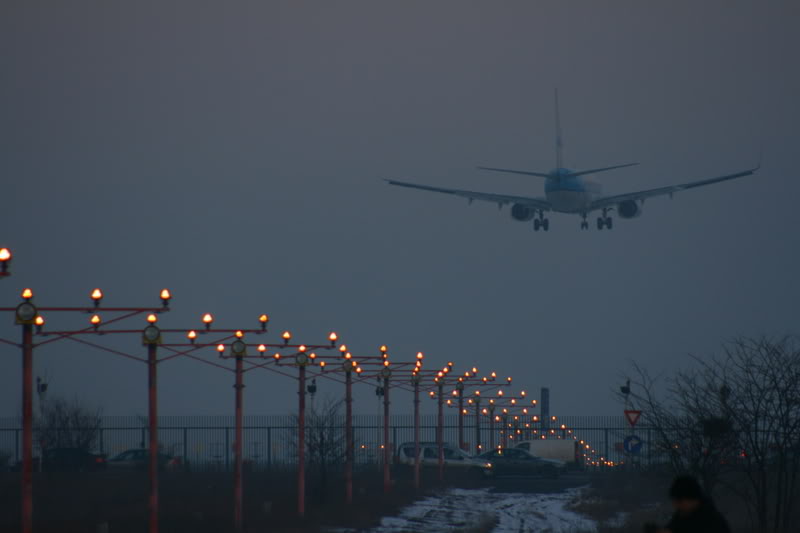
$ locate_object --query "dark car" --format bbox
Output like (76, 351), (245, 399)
(12, 448), (107, 472)
(107, 449), (183, 471)
(477, 448), (563, 477)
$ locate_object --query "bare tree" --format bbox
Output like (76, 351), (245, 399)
(34, 396), (103, 451)
(623, 337), (800, 533)
(291, 396), (346, 503)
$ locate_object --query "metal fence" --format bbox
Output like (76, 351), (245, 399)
(0, 414), (654, 469)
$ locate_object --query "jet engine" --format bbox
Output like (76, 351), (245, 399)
(617, 199), (642, 219)
(511, 203), (536, 222)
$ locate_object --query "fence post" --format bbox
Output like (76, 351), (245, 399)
(225, 427), (230, 471)
(267, 427), (272, 468)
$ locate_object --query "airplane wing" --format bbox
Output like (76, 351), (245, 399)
(386, 179), (552, 211)
(588, 166), (759, 211)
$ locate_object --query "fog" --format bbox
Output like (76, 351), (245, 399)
(1, 1), (798, 417)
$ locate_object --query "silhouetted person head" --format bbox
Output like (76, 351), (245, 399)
(669, 476), (706, 515)
(657, 475), (731, 532)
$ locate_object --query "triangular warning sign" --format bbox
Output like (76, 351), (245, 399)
(624, 410), (642, 427)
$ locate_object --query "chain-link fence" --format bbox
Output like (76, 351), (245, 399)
(0, 414), (655, 470)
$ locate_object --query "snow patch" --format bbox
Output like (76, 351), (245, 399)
(340, 487), (598, 532)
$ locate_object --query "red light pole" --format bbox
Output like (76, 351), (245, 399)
(436, 380), (444, 481)
(381, 363), (392, 494)
(0, 288), (170, 533)
(476, 390), (536, 450)
(344, 360), (354, 504)
(488, 402), (496, 449)
(229, 338), (247, 532)
(146, 340), (159, 533)
(444, 372), (508, 454)
(297, 356), (307, 518)
(456, 380), (465, 450)
(472, 392), (482, 454)
(174, 324), (332, 529)
(411, 367), (423, 490)
(260, 332), (340, 518)
(39, 306), (271, 533)
(334, 347), (420, 496)
(20, 309), (34, 533)
(296, 345), (420, 501)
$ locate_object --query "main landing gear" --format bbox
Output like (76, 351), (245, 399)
(596, 208), (613, 230)
(533, 212), (549, 232)
(597, 216), (613, 230)
(580, 210), (613, 230)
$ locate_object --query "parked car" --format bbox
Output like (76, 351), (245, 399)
(107, 449), (183, 471)
(11, 448), (106, 472)
(396, 441), (493, 477)
(477, 448), (564, 477)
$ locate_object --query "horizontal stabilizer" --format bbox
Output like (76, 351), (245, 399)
(476, 166), (551, 178)
(569, 163), (639, 177)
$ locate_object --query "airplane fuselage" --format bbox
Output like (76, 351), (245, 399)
(544, 168), (602, 213)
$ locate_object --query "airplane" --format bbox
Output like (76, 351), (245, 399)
(386, 91), (759, 231)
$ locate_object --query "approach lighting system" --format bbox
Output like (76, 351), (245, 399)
(90, 288), (103, 307)
(0, 248), (11, 274)
(159, 289), (172, 308)
(143, 324), (161, 345)
(15, 301), (37, 324)
(231, 339), (246, 356)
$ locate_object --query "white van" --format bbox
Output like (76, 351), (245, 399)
(396, 442), (494, 477)
(514, 439), (576, 466)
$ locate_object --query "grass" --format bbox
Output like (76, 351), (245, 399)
(0, 465), (486, 533)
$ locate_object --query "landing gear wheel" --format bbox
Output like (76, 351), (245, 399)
(533, 219), (541, 231)
(542, 219), (549, 231)
(605, 217), (613, 230)
(597, 217), (604, 230)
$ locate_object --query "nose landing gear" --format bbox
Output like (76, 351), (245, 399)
(580, 214), (588, 230)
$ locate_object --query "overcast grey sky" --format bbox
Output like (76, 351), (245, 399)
(2, 1), (798, 417)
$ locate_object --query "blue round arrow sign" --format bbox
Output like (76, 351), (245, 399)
(623, 435), (643, 455)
